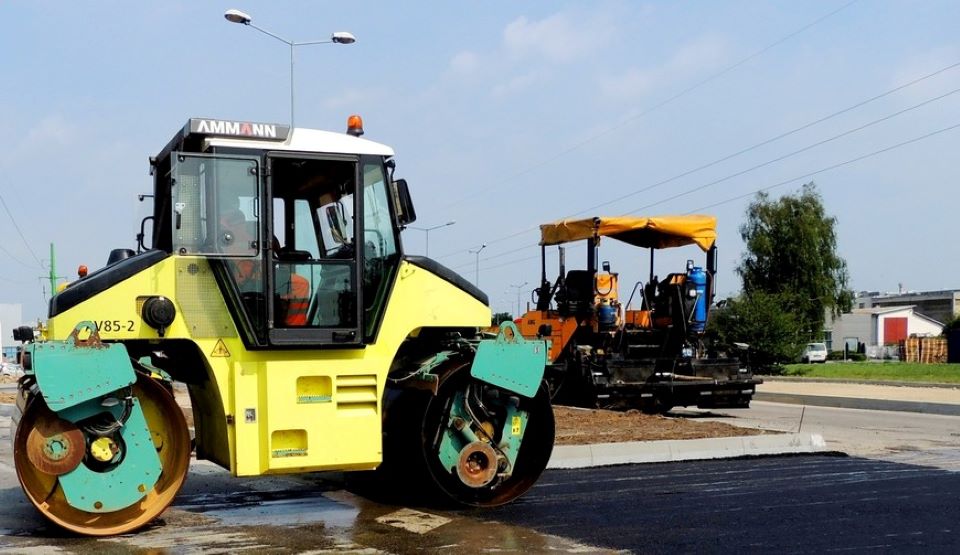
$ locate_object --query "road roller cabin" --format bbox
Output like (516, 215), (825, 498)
(12, 117), (554, 536)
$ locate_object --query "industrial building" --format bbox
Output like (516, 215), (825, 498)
(855, 289), (960, 325)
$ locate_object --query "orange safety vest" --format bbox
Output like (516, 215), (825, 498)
(279, 272), (311, 326)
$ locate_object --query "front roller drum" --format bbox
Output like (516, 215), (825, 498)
(405, 366), (554, 507)
(14, 375), (192, 536)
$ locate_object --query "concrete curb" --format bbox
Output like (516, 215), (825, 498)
(755, 392), (960, 416)
(547, 433), (827, 469)
(759, 375), (960, 389)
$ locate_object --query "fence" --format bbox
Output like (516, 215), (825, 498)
(900, 336), (948, 363)
(865, 344), (901, 360)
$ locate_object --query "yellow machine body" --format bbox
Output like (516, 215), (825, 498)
(46, 256), (489, 476)
(16, 118), (555, 537)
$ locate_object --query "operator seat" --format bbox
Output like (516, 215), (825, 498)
(273, 238), (312, 326)
(561, 270), (595, 316)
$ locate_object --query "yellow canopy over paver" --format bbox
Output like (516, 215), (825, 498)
(539, 215), (717, 251)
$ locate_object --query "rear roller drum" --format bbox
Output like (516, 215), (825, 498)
(383, 364), (554, 507)
(14, 375), (191, 536)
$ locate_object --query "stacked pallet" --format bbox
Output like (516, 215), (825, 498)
(901, 336), (948, 363)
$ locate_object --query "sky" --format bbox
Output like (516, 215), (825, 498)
(1, 1), (959, 323)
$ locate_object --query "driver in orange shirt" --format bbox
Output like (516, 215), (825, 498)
(274, 240), (311, 326)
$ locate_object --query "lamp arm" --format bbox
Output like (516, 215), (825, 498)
(247, 23), (293, 45)
(294, 39), (335, 46)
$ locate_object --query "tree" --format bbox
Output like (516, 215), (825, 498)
(738, 182), (853, 340)
(708, 292), (804, 372)
(942, 315), (960, 336)
(492, 312), (514, 325)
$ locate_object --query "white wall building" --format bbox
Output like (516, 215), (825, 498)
(826, 305), (943, 356)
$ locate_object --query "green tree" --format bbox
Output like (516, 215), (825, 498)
(943, 315), (960, 335)
(708, 292), (804, 372)
(738, 182), (853, 340)
(492, 312), (514, 325)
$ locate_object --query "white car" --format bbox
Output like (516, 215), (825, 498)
(802, 342), (828, 363)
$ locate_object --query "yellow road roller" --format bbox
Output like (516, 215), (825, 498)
(12, 117), (554, 536)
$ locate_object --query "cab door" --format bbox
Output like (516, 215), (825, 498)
(266, 154), (362, 346)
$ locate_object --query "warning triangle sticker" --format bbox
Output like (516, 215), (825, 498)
(211, 339), (231, 358)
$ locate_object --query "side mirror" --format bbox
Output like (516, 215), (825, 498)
(392, 178), (417, 226)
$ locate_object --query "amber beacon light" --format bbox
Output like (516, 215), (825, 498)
(347, 114), (364, 136)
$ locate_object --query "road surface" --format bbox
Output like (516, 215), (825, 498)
(1, 451), (957, 553)
(682, 400), (960, 471)
(1, 398), (958, 552)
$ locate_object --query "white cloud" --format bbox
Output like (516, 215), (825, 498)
(321, 88), (380, 111)
(442, 8), (622, 97)
(600, 34), (730, 101)
(21, 115), (77, 150)
(889, 45), (960, 103)
(449, 50), (481, 75)
(502, 11), (615, 64)
(600, 67), (659, 100)
(491, 71), (543, 98)
(670, 34), (729, 73)
(0, 115), (78, 168)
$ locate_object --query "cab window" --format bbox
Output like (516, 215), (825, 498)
(171, 154), (260, 257)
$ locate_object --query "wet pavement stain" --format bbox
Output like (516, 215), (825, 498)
(374, 508), (451, 534)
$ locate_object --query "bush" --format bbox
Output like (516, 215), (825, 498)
(826, 351), (866, 362)
(763, 363), (788, 375)
(708, 292), (804, 371)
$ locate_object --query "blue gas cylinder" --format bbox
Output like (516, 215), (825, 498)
(688, 266), (708, 332)
(598, 300), (617, 331)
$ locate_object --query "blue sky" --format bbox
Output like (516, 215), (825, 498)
(1, 1), (959, 321)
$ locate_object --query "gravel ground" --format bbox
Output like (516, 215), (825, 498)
(552, 405), (764, 445)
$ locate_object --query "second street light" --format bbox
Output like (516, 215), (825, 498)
(469, 244), (487, 287)
(224, 9), (355, 127)
(509, 281), (528, 317)
(408, 220), (455, 257)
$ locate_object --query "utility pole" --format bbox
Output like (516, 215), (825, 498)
(48, 243), (57, 296)
(510, 281), (528, 317)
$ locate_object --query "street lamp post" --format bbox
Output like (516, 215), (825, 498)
(408, 220), (455, 257)
(509, 281), (528, 317)
(469, 244), (487, 287)
(224, 9), (355, 127)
